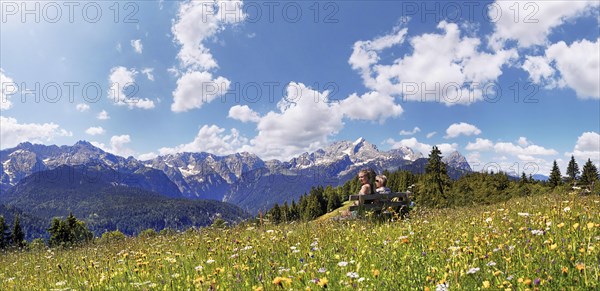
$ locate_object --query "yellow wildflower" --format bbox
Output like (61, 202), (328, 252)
(317, 278), (328, 288)
(483, 281), (490, 288)
(272, 276), (292, 286)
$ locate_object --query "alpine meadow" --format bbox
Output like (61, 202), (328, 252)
(1, 0), (599, 290)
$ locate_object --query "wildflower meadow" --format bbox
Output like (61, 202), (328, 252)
(1, 191), (598, 290)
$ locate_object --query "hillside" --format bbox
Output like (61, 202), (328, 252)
(1, 191), (597, 289)
(0, 165), (249, 237)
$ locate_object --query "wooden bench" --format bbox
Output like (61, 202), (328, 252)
(572, 182), (595, 195)
(348, 192), (410, 212)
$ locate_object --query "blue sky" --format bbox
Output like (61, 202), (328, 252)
(1, 0), (599, 177)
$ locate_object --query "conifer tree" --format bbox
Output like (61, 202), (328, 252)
(417, 146), (451, 207)
(326, 191), (341, 212)
(281, 202), (289, 223)
(520, 172), (528, 186)
(48, 217), (64, 247)
(48, 214), (93, 247)
(303, 195), (322, 220)
(66, 212), (78, 243)
(269, 203), (281, 224)
(12, 215), (25, 248)
(580, 158), (599, 186)
(290, 200), (299, 221)
(548, 160), (562, 188)
(0, 216), (9, 249)
(566, 155), (580, 183)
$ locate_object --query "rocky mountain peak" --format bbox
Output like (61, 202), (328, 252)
(442, 151), (471, 171)
(2, 139), (473, 213)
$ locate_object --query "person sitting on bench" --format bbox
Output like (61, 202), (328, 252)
(375, 174), (391, 194)
(358, 169), (373, 195)
(351, 169), (373, 206)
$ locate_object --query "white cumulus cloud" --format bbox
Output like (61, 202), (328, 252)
(0, 116), (72, 149)
(224, 83), (406, 160)
(466, 138), (494, 151)
(522, 55), (556, 84)
(523, 38), (600, 99)
(348, 26), (408, 83)
(546, 39), (600, 99)
(85, 126), (105, 136)
(91, 135), (136, 158)
(1, 69), (16, 110)
(171, 71), (230, 112)
(228, 105), (260, 123)
(172, 0), (245, 70)
(138, 152), (158, 161)
(338, 91), (403, 124)
(445, 122), (482, 139)
(350, 21), (517, 105)
(249, 82), (344, 160)
(570, 132), (600, 164)
(488, 0), (598, 49)
(386, 137), (457, 157)
(108, 66), (155, 109)
(159, 124), (249, 156)
(494, 141), (557, 156)
(169, 1), (244, 112)
(399, 127), (421, 136)
(97, 110), (110, 120)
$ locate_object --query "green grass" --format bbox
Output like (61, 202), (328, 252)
(314, 201), (353, 222)
(1, 191), (599, 290)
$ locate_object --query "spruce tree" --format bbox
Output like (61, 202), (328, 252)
(519, 172), (528, 186)
(303, 195), (322, 220)
(290, 200), (299, 221)
(48, 217), (64, 247)
(326, 191), (341, 212)
(566, 155), (580, 183)
(580, 159), (599, 186)
(48, 214), (92, 247)
(281, 202), (289, 223)
(66, 212), (78, 243)
(269, 204), (281, 224)
(417, 146), (451, 207)
(12, 215), (25, 248)
(548, 160), (562, 188)
(0, 216), (9, 249)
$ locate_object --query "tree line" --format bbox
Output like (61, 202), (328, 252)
(266, 147), (599, 221)
(1, 212), (96, 250)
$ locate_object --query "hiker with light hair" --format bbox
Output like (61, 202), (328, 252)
(374, 174), (391, 194)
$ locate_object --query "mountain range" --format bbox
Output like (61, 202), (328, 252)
(0, 164), (249, 238)
(1, 138), (471, 215)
